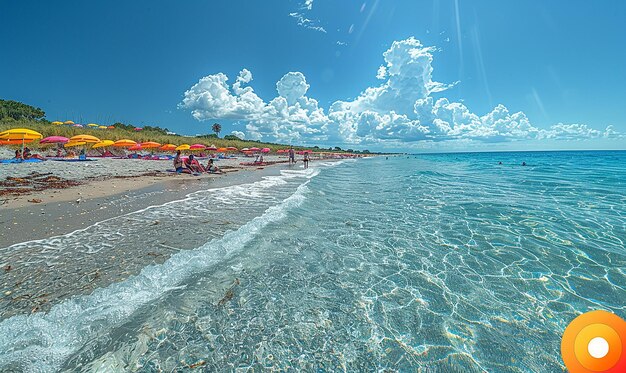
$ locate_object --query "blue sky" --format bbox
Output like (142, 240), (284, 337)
(1, 0), (625, 151)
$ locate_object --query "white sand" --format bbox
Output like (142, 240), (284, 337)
(0, 153), (287, 180)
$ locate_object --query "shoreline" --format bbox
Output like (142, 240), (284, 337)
(1, 163), (286, 247)
(0, 162), (291, 319)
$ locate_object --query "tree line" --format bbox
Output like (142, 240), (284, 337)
(0, 99), (45, 121)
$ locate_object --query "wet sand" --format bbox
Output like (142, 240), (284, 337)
(0, 164), (288, 319)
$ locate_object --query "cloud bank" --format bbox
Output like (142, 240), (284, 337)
(179, 37), (620, 147)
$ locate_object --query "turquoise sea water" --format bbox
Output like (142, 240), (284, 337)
(0, 151), (625, 371)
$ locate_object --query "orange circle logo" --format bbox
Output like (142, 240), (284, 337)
(561, 310), (626, 372)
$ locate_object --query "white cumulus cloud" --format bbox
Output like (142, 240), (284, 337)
(230, 130), (246, 139)
(180, 37), (620, 147)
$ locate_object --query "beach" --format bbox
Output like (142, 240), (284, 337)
(0, 155), (295, 318)
(0, 151), (624, 371)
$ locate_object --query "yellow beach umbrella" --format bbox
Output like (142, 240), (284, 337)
(175, 144), (190, 151)
(92, 140), (115, 148)
(51, 121), (64, 125)
(113, 139), (137, 147)
(64, 120), (75, 125)
(70, 134), (101, 143)
(64, 141), (87, 148)
(0, 128), (43, 141)
(87, 123), (99, 128)
(98, 125), (108, 129)
(0, 128), (43, 159)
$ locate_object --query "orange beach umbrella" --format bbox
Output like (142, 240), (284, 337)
(113, 139), (137, 147)
(140, 141), (161, 149)
(160, 144), (177, 151)
(0, 138), (37, 145)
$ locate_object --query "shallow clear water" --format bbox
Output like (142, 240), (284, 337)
(0, 151), (625, 372)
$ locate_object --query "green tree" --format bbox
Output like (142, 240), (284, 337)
(224, 134), (241, 140)
(0, 99), (46, 120)
(212, 123), (222, 137)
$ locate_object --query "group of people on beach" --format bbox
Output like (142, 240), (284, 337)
(14, 147), (44, 160)
(173, 151), (223, 174)
(287, 147), (310, 169)
(172, 146), (311, 175)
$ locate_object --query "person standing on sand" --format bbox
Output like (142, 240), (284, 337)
(288, 147), (295, 165)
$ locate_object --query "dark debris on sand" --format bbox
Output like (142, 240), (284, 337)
(0, 172), (83, 197)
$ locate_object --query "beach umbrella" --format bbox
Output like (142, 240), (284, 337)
(64, 141), (86, 147)
(140, 141), (162, 149)
(175, 144), (190, 151)
(73, 124), (83, 127)
(0, 128), (43, 141)
(40, 136), (69, 145)
(205, 145), (217, 151)
(51, 121), (64, 125)
(0, 138), (37, 145)
(98, 125), (108, 129)
(241, 148), (249, 152)
(64, 120), (75, 125)
(70, 134), (101, 144)
(217, 147), (228, 152)
(226, 146), (238, 151)
(0, 128), (43, 158)
(112, 139), (137, 147)
(134, 127), (143, 131)
(87, 123), (99, 128)
(129, 144), (142, 151)
(160, 143), (177, 151)
(249, 147), (260, 152)
(107, 125), (115, 129)
(189, 144), (206, 151)
(92, 140), (115, 148)
(261, 148), (271, 153)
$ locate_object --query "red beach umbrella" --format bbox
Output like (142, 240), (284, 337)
(40, 136), (69, 144)
(189, 144), (206, 150)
